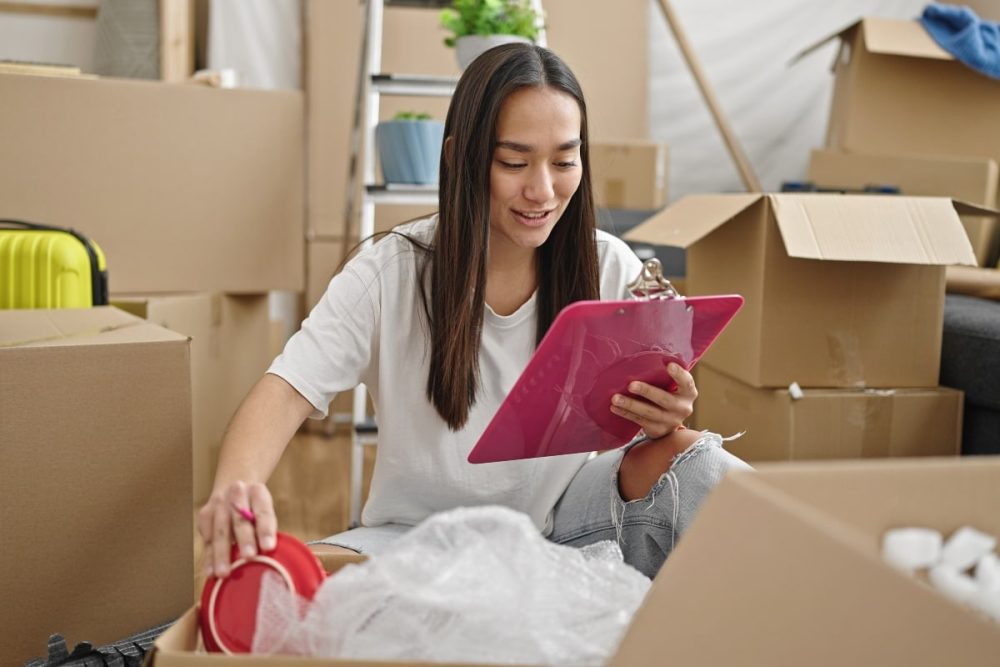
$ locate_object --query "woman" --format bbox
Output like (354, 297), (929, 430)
(199, 43), (749, 580)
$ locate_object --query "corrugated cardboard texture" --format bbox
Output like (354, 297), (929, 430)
(626, 194), (975, 388)
(824, 19), (1000, 195)
(695, 364), (963, 461)
(0, 307), (193, 667)
(0, 73), (304, 293)
(304, 0), (648, 238)
(610, 458), (1000, 666)
(111, 294), (271, 504)
(589, 141), (668, 210)
(808, 149), (1000, 266)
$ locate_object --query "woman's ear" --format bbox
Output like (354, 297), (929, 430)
(443, 136), (454, 168)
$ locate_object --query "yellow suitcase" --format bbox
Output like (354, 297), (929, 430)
(0, 219), (108, 308)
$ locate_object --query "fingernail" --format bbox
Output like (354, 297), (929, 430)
(203, 564), (213, 577)
(613, 395), (625, 405)
(668, 363), (680, 373)
(629, 382), (640, 392)
(242, 544), (256, 558)
(262, 537), (276, 551)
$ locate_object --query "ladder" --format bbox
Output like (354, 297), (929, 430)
(343, 0), (547, 527)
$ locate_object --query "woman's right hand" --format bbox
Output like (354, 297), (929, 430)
(196, 480), (278, 578)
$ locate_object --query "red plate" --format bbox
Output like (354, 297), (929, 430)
(199, 532), (326, 654)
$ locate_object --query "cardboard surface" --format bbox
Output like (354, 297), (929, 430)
(814, 18), (1000, 195)
(694, 364), (963, 461)
(0, 73), (304, 293)
(304, 0), (649, 237)
(625, 193), (979, 388)
(590, 141), (668, 210)
(808, 149), (1000, 266)
(610, 457), (1000, 667)
(112, 294), (271, 504)
(0, 307), (193, 667)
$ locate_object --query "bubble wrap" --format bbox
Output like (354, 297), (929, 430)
(253, 506), (651, 665)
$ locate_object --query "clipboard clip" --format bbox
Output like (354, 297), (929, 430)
(627, 258), (681, 301)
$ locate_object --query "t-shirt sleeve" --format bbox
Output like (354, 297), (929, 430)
(597, 232), (644, 300)
(267, 264), (379, 419)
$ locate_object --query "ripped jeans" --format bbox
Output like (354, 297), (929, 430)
(548, 431), (752, 579)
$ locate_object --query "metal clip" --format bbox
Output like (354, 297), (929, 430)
(627, 258), (681, 300)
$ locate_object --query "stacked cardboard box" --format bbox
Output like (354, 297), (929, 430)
(626, 193), (981, 462)
(0, 72), (304, 663)
(0, 308), (193, 666)
(799, 17), (1000, 267)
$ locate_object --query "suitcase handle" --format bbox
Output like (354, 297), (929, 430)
(0, 218), (108, 306)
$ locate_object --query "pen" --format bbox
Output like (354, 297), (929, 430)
(232, 503), (256, 525)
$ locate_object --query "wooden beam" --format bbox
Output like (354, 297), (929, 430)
(0, 2), (97, 20)
(654, 0), (762, 192)
(159, 0), (194, 82)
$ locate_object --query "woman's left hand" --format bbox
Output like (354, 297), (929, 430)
(610, 362), (697, 439)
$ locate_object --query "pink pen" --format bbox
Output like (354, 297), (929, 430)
(231, 503), (256, 524)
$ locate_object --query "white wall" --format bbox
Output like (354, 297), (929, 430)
(647, 0), (928, 200)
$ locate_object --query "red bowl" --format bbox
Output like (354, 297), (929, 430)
(199, 532), (326, 654)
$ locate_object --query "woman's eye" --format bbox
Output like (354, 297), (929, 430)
(499, 160), (527, 169)
(556, 161), (578, 169)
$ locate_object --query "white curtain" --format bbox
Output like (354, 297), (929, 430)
(647, 0), (929, 201)
(207, 0), (301, 89)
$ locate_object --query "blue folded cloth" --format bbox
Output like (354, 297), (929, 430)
(920, 3), (1000, 80)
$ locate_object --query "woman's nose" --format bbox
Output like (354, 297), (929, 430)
(524, 167), (555, 203)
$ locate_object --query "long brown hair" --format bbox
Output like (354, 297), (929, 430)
(424, 43), (600, 430)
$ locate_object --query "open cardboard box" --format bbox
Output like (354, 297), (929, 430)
(150, 458), (1000, 666)
(798, 17), (1000, 185)
(610, 456), (1000, 666)
(624, 194), (988, 388)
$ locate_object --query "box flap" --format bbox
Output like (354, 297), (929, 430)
(862, 16), (953, 61)
(623, 194), (764, 248)
(953, 200), (1000, 218)
(0, 306), (186, 348)
(610, 460), (1000, 666)
(789, 19), (861, 65)
(769, 194), (978, 265)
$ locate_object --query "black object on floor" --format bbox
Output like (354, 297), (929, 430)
(24, 621), (173, 667)
(940, 294), (1000, 456)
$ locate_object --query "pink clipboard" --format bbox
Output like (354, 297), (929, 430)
(468, 289), (743, 464)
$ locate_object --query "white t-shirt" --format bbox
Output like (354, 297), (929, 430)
(268, 215), (643, 534)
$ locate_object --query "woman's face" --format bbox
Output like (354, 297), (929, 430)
(488, 85), (583, 255)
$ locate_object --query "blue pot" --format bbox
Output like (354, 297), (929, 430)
(376, 119), (445, 185)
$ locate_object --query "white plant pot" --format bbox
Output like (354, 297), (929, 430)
(455, 34), (532, 70)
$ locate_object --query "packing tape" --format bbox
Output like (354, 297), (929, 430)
(1, 320), (145, 348)
(853, 390), (895, 459)
(827, 330), (864, 386)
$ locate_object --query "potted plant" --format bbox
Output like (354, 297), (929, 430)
(376, 111), (445, 185)
(440, 0), (542, 70)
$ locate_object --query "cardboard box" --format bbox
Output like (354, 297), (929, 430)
(804, 18), (1000, 185)
(112, 293), (272, 504)
(590, 141), (668, 210)
(304, 0), (649, 238)
(694, 364), (963, 461)
(609, 457), (1000, 666)
(625, 193), (982, 388)
(808, 149), (1000, 266)
(153, 458), (1000, 665)
(0, 307), (193, 667)
(0, 73), (304, 293)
